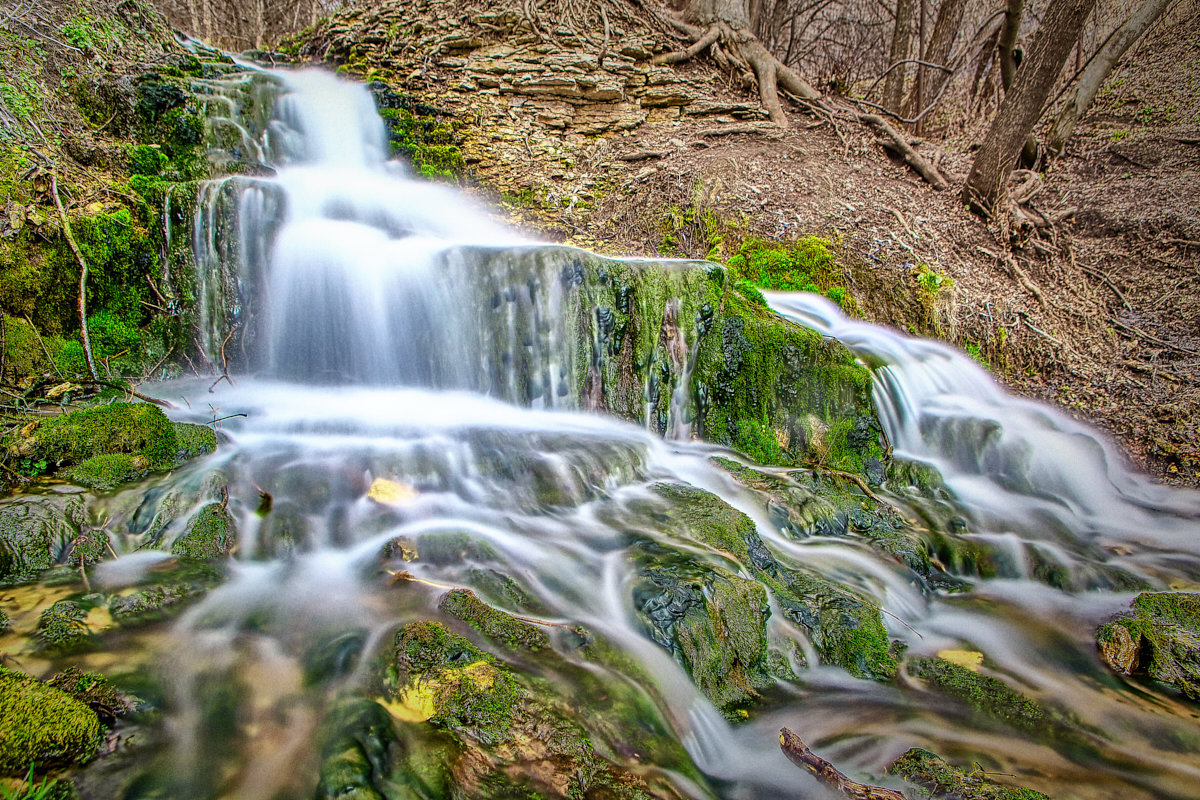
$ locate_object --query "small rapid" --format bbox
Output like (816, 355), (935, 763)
(30, 66), (1200, 800)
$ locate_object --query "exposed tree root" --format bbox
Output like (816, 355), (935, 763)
(653, 14), (947, 190)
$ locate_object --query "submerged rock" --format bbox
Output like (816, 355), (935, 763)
(0, 667), (104, 775)
(891, 747), (1053, 799)
(170, 502), (237, 559)
(907, 657), (1094, 756)
(1097, 592), (1200, 699)
(0, 494), (86, 585)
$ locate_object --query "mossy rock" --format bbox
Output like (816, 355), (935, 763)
(0, 495), (86, 585)
(891, 747), (1053, 799)
(632, 544), (774, 718)
(647, 483), (897, 680)
(109, 581), (202, 626)
(384, 621), (665, 798)
(46, 666), (136, 720)
(12, 402), (176, 474)
(170, 503), (237, 560)
(907, 657), (1094, 755)
(37, 600), (96, 654)
(0, 667), (104, 775)
(172, 423), (217, 464)
(437, 588), (549, 652)
(64, 453), (149, 490)
(1097, 592), (1200, 699)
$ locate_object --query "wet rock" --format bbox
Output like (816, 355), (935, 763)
(907, 657), (1093, 754)
(438, 588), (549, 652)
(0, 494), (86, 585)
(648, 483), (897, 680)
(633, 549), (774, 718)
(381, 620), (680, 798)
(171, 422), (218, 464)
(0, 607), (8, 632)
(109, 581), (202, 626)
(1097, 592), (1200, 699)
(0, 666), (104, 775)
(37, 600), (97, 654)
(891, 747), (1053, 799)
(314, 695), (398, 800)
(170, 502), (237, 559)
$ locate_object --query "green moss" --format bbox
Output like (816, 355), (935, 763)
(0, 667), (103, 776)
(690, 291), (883, 472)
(1097, 592), (1200, 698)
(171, 422), (217, 464)
(726, 236), (858, 313)
(891, 747), (1053, 799)
(373, 86), (464, 181)
(437, 589), (549, 652)
(11, 402), (176, 474)
(388, 621), (521, 745)
(907, 657), (1090, 751)
(0, 607), (8, 632)
(64, 453), (147, 490)
(36, 601), (94, 654)
(170, 503), (236, 560)
(647, 483), (896, 680)
(46, 666), (131, 719)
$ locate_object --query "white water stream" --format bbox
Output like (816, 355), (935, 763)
(71, 69), (1200, 799)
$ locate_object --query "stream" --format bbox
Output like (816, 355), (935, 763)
(7, 66), (1200, 800)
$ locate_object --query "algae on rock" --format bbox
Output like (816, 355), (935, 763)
(1097, 592), (1200, 699)
(891, 747), (1053, 800)
(0, 666), (104, 776)
(0, 494), (86, 585)
(170, 502), (237, 559)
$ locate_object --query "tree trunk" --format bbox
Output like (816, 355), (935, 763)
(964, 0), (1098, 213)
(1046, 0), (1170, 155)
(883, 0), (918, 112)
(904, 0), (967, 116)
(997, 0), (1024, 91)
(685, 0), (753, 27)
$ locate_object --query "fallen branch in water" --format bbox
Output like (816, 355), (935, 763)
(779, 728), (907, 800)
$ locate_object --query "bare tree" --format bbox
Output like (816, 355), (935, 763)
(902, 0), (967, 116)
(997, 0), (1024, 90)
(1046, 0), (1171, 154)
(964, 0), (1099, 214)
(882, 0), (917, 111)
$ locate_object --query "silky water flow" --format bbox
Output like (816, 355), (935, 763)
(55, 67), (1200, 799)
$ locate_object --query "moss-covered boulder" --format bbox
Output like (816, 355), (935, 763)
(633, 544), (775, 718)
(11, 402), (175, 473)
(170, 503), (237, 559)
(0, 667), (104, 775)
(171, 422), (217, 464)
(37, 600), (97, 654)
(63, 453), (149, 490)
(891, 747), (1053, 799)
(437, 588), (549, 652)
(648, 483), (897, 680)
(0, 494), (86, 585)
(1097, 592), (1200, 699)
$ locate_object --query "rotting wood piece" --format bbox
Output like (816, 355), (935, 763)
(779, 728), (908, 800)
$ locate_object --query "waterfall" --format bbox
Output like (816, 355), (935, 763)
(40, 65), (1200, 800)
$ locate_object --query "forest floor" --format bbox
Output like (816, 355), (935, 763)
(310, 0), (1199, 486)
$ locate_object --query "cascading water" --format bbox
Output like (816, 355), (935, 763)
(30, 66), (1200, 800)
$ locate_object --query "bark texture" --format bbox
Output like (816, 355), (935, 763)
(964, 0), (1099, 213)
(1046, 0), (1170, 154)
(883, 0), (918, 113)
